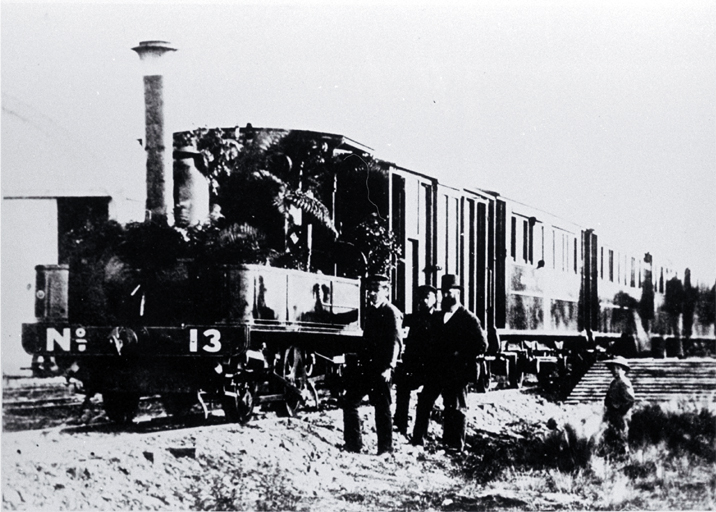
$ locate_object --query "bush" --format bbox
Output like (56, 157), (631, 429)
(629, 403), (716, 461)
(537, 423), (597, 472)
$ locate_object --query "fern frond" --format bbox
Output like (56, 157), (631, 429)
(217, 223), (264, 247)
(283, 190), (337, 238)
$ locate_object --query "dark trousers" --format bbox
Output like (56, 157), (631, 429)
(412, 379), (468, 450)
(393, 366), (423, 434)
(342, 371), (393, 453)
(602, 412), (630, 457)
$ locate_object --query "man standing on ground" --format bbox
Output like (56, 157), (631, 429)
(343, 274), (403, 455)
(394, 284), (438, 436)
(411, 274), (487, 452)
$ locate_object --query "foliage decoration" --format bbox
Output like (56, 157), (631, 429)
(69, 127), (394, 276)
(61, 219), (126, 264)
(62, 220), (188, 270)
(184, 222), (275, 266)
(119, 221), (188, 271)
(346, 212), (402, 277)
(177, 126), (341, 269)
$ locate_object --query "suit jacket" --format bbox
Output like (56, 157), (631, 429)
(360, 301), (403, 374)
(437, 306), (487, 383)
(402, 309), (439, 371)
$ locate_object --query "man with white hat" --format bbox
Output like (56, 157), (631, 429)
(603, 356), (635, 457)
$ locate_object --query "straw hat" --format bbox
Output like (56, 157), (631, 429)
(605, 355), (631, 371)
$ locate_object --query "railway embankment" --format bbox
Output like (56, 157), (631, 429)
(3, 377), (715, 510)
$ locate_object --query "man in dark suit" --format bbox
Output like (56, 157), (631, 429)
(342, 274), (403, 455)
(411, 274), (487, 452)
(393, 284), (438, 436)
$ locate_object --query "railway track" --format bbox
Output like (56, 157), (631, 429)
(2, 375), (336, 432)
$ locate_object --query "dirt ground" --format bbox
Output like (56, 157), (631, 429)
(2, 382), (587, 511)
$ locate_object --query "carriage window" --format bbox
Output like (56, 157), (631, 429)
(630, 257), (636, 287)
(600, 246), (604, 279)
(541, 226), (545, 262)
(608, 249), (614, 282)
(448, 196), (459, 273)
(511, 216), (517, 260)
(454, 198), (460, 270)
(522, 219), (529, 263)
(638, 261), (642, 287)
(574, 237), (578, 274)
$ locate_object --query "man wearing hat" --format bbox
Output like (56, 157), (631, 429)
(411, 274), (487, 451)
(342, 274), (403, 455)
(602, 356), (635, 457)
(393, 284), (439, 436)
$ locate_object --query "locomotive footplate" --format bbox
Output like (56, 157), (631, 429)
(22, 322), (355, 423)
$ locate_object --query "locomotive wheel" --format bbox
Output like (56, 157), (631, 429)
(278, 346), (317, 416)
(102, 391), (140, 424)
(222, 379), (256, 424)
(304, 352), (316, 378)
(161, 393), (196, 417)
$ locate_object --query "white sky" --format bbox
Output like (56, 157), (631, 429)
(2, 1), (715, 283)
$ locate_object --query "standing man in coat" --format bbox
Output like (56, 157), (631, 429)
(602, 356), (635, 458)
(411, 274), (487, 452)
(343, 274), (403, 455)
(393, 284), (438, 436)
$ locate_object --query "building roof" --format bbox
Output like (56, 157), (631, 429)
(2, 92), (144, 200)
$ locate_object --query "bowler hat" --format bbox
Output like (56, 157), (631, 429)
(440, 274), (462, 291)
(605, 356), (631, 371)
(416, 284), (437, 295)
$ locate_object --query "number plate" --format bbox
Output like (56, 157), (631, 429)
(188, 328), (223, 353)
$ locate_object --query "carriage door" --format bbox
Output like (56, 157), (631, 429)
(392, 171), (434, 315)
(580, 229), (599, 333)
(464, 196), (489, 325)
(436, 185), (462, 288)
(391, 174), (406, 312)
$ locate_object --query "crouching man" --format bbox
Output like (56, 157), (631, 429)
(342, 274), (403, 455)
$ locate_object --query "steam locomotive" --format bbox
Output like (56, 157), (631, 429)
(21, 125), (715, 423)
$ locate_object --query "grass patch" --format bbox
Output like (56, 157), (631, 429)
(460, 401), (716, 510)
(188, 456), (303, 511)
(630, 402), (716, 461)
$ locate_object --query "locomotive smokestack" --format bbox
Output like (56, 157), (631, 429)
(132, 40), (177, 225)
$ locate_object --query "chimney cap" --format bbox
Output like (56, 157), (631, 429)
(132, 40), (177, 59)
